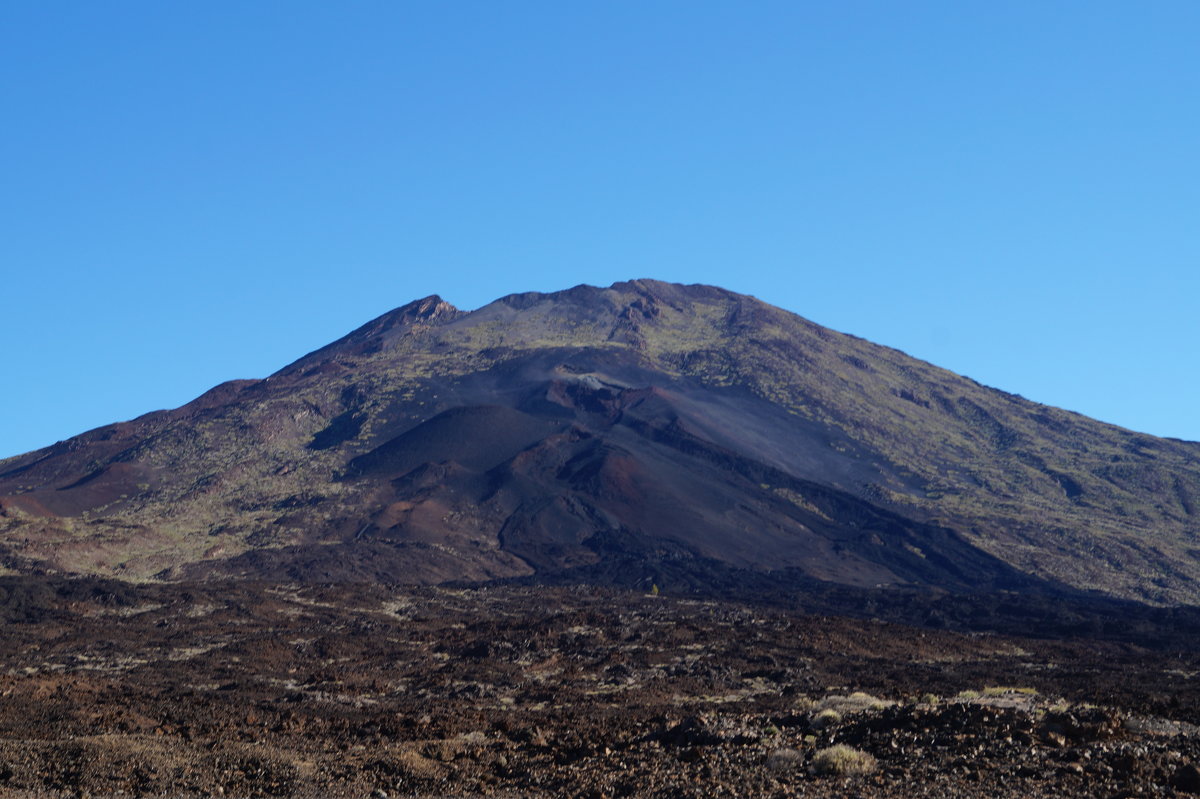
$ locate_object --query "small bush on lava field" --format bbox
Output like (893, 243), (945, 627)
(811, 744), (876, 776)
(810, 708), (841, 729)
(982, 685), (1038, 697)
(813, 691), (891, 715)
(765, 748), (804, 771)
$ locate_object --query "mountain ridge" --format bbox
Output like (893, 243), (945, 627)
(1, 279), (1197, 604)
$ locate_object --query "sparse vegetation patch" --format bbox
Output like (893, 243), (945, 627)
(811, 744), (877, 776)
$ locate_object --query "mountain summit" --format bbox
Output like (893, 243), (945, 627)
(1, 279), (1197, 603)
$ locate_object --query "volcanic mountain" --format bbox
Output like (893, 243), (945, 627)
(1, 280), (1198, 604)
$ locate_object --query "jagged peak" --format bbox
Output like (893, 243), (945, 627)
(274, 294), (462, 375)
(346, 294), (462, 338)
(393, 294), (459, 323)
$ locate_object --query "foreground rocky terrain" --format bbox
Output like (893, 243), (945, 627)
(1, 579), (1199, 798)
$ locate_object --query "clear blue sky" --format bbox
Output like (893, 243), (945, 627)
(2, 2), (1197, 458)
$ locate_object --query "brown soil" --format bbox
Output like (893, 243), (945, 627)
(0, 580), (1198, 798)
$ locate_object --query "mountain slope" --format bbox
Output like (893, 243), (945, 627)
(1, 279), (1197, 603)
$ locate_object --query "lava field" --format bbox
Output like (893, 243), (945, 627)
(0, 579), (1198, 798)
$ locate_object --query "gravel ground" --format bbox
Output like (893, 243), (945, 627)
(0, 581), (1198, 798)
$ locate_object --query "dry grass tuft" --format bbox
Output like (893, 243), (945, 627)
(810, 708), (842, 730)
(982, 685), (1038, 696)
(765, 747), (804, 771)
(811, 744), (877, 776)
(813, 691), (893, 714)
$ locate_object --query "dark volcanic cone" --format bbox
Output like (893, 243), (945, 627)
(1, 279), (1198, 604)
